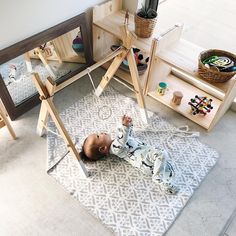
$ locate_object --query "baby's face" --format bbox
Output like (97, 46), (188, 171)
(93, 133), (111, 147)
(86, 132), (112, 150)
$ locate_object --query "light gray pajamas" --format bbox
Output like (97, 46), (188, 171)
(109, 124), (176, 186)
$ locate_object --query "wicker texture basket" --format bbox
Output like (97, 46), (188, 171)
(134, 14), (157, 38)
(198, 49), (236, 83)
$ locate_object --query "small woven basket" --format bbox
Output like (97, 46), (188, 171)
(198, 49), (236, 83)
(134, 14), (157, 38)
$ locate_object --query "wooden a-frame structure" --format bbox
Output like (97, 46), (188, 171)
(0, 100), (16, 140)
(32, 25), (147, 177)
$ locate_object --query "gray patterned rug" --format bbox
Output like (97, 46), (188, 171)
(47, 86), (219, 236)
(0, 55), (76, 105)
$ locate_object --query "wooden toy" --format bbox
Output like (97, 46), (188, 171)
(157, 82), (167, 95)
(172, 91), (183, 105)
(203, 56), (234, 71)
(31, 24), (148, 178)
(124, 9), (129, 25)
(188, 95), (213, 115)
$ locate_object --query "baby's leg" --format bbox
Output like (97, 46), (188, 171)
(152, 150), (178, 194)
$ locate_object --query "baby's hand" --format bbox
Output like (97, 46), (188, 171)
(122, 115), (132, 127)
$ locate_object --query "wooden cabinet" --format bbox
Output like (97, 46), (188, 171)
(144, 24), (236, 130)
(93, 0), (236, 131)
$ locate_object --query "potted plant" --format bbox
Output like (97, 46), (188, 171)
(135, 0), (159, 38)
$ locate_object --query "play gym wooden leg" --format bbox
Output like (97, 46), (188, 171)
(50, 41), (63, 64)
(36, 77), (56, 136)
(37, 102), (49, 136)
(35, 48), (56, 79)
(32, 73), (89, 177)
(0, 100), (16, 140)
(95, 49), (128, 97)
(126, 49), (148, 123)
(24, 52), (33, 72)
(43, 99), (89, 177)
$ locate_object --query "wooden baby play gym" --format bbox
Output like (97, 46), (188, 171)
(31, 8), (148, 177)
(29, 0), (236, 177)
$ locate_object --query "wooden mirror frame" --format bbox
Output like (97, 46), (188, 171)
(0, 12), (93, 120)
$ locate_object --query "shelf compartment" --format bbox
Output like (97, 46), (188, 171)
(94, 45), (149, 89)
(101, 60), (148, 88)
(94, 10), (160, 54)
(92, 0), (236, 131)
(157, 38), (236, 94)
(147, 73), (221, 129)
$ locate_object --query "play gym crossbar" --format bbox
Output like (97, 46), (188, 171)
(32, 25), (148, 177)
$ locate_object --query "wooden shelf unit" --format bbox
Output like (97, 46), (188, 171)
(93, 0), (236, 131)
(147, 71), (222, 130)
(93, 0), (155, 91)
(144, 24), (236, 131)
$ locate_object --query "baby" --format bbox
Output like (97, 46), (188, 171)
(82, 115), (178, 194)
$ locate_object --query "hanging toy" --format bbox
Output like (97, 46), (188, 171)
(38, 43), (53, 57)
(188, 95), (213, 116)
(72, 36), (84, 53)
(110, 45), (149, 75)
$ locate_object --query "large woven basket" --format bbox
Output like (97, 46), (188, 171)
(134, 14), (157, 38)
(198, 49), (236, 83)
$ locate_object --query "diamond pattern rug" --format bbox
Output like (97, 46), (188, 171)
(0, 55), (73, 105)
(47, 86), (219, 236)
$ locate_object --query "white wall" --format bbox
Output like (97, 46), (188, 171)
(0, 0), (105, 49)
(122, 0), (138, 14)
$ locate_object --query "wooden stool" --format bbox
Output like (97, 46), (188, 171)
(172, 91), (183, 105)
(0, 100), (16, 139)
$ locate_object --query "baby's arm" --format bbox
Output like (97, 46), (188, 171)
(116, 115), (132, 146)
(110, 115), (133, 156)
(122, 115), (132, 127)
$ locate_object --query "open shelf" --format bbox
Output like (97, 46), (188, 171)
(94, 10), (159, 53)
(94, 51), (148, 88)
(157, 39), (235, 94)
(101, 61), (148, 88)
(94, 47), (149, 89)
(147, 73), (221, 129)
(93, 0), (236, 131)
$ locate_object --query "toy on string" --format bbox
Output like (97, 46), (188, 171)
(98, 105), (112, 120)
(72, 34), (84, 54)
(188, 95), (213, 116)
(38, 42), (53, 57)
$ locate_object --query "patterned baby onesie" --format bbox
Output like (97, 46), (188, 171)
(109, 124), (178, 194)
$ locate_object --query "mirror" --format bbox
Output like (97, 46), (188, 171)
(0, 13), (93, 120)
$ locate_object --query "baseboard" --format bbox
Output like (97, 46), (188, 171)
(230, 100), (236, 112)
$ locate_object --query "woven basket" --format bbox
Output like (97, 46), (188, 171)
(198, 49), (236, 83)
(134, 14), (157, 38)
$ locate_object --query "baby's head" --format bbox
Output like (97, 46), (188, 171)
(81, 132), (112, 161)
